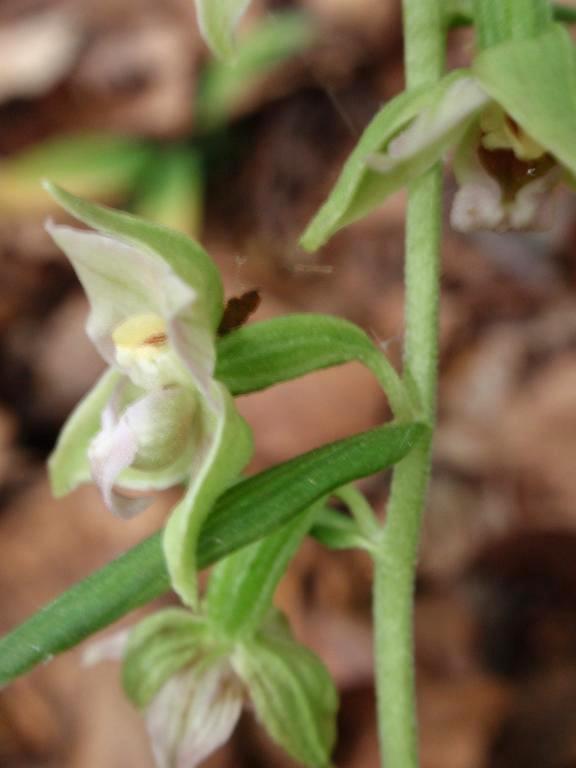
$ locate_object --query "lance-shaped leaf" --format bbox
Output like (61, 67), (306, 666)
(235, 612), (337, 767)
(473, 24), (576, 177)
(163, 383), (253, 607)
(195, 0), (253, 59)
(0, 136), (151, 215)
(300, 71), (488, 251)
(0, 421), (426, 685)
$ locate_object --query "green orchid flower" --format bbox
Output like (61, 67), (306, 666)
(301, 24), (576, 249)
(86, 606), (337, 768)
(46, 184), (253, 606)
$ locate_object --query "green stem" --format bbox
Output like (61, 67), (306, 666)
(372, 2), (444, 767)
(474, 0), (553, 49)
(334, 484), (380, 541)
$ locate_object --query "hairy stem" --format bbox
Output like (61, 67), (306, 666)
(372, 2), (444, 767)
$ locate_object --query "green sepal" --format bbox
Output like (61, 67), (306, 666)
(473, 24), (576, 176)
(204, 503), (320, 640)
(162, 383), (253, 608)
(0, 135), (151, 215)
(235, 611), (337, 767)
(132, 146), (203, 238)
(44, 183), (224, 333)
(48, 368), (121, 496)
(123, 608), (208, 707)
(300, 71), (480, 251)
(195, 0), (253, 59)
(197, 11), (314, 130)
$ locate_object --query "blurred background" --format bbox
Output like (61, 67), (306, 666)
(2, 1), (576, 766)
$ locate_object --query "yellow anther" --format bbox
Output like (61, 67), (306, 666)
(113, 313), (168, 354)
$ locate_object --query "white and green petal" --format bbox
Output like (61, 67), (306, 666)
(370, 75), (489, 176)
(147, 659), (243, 768)
(49, 367), (122, 496)
(300, 71), (488, 251)
(45, 223), (202, 392)
(44, 183), (224, 399)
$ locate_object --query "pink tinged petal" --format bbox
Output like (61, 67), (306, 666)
(147, 662), (243, 768)
(45, 223), (196, 366)
(89, 387), (197, 517)
(89, 394), (151, 519)
(82, 629), (130, 666)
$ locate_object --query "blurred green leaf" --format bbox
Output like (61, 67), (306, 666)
(197, 12), (314, 130)
(0, 135), (151, 214)
(132, 146), (203, 238)
(195, 0), (253, 59)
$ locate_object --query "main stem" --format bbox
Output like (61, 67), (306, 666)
(373, 2), (444, 767)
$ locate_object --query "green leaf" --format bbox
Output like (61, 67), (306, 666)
(0, 135), (151, 215)
(0, 421), (426, 685)
(49, 368), (121, 496)
(163, 384), (254, 607)
(235, 614), (337, 767)
(44, 183), (224, 333)
(473, 24), (576, 176)
(123, 609), (208, 707)
(204, 502), (320, 640)
(195, 0), (253, 59)
(197, 11), (314, 130)
(300, 71), (485, 251)
(132, 146), (203, 238)
(215, 314), (410, 418)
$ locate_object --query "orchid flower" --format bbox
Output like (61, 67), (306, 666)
(46, 184), (253, 606)
(300, 24), (576, 249)
(86, 607), (337, 768)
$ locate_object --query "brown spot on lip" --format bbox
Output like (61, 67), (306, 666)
(478, 144), (555, 200)
(143, 333), (168, 346)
